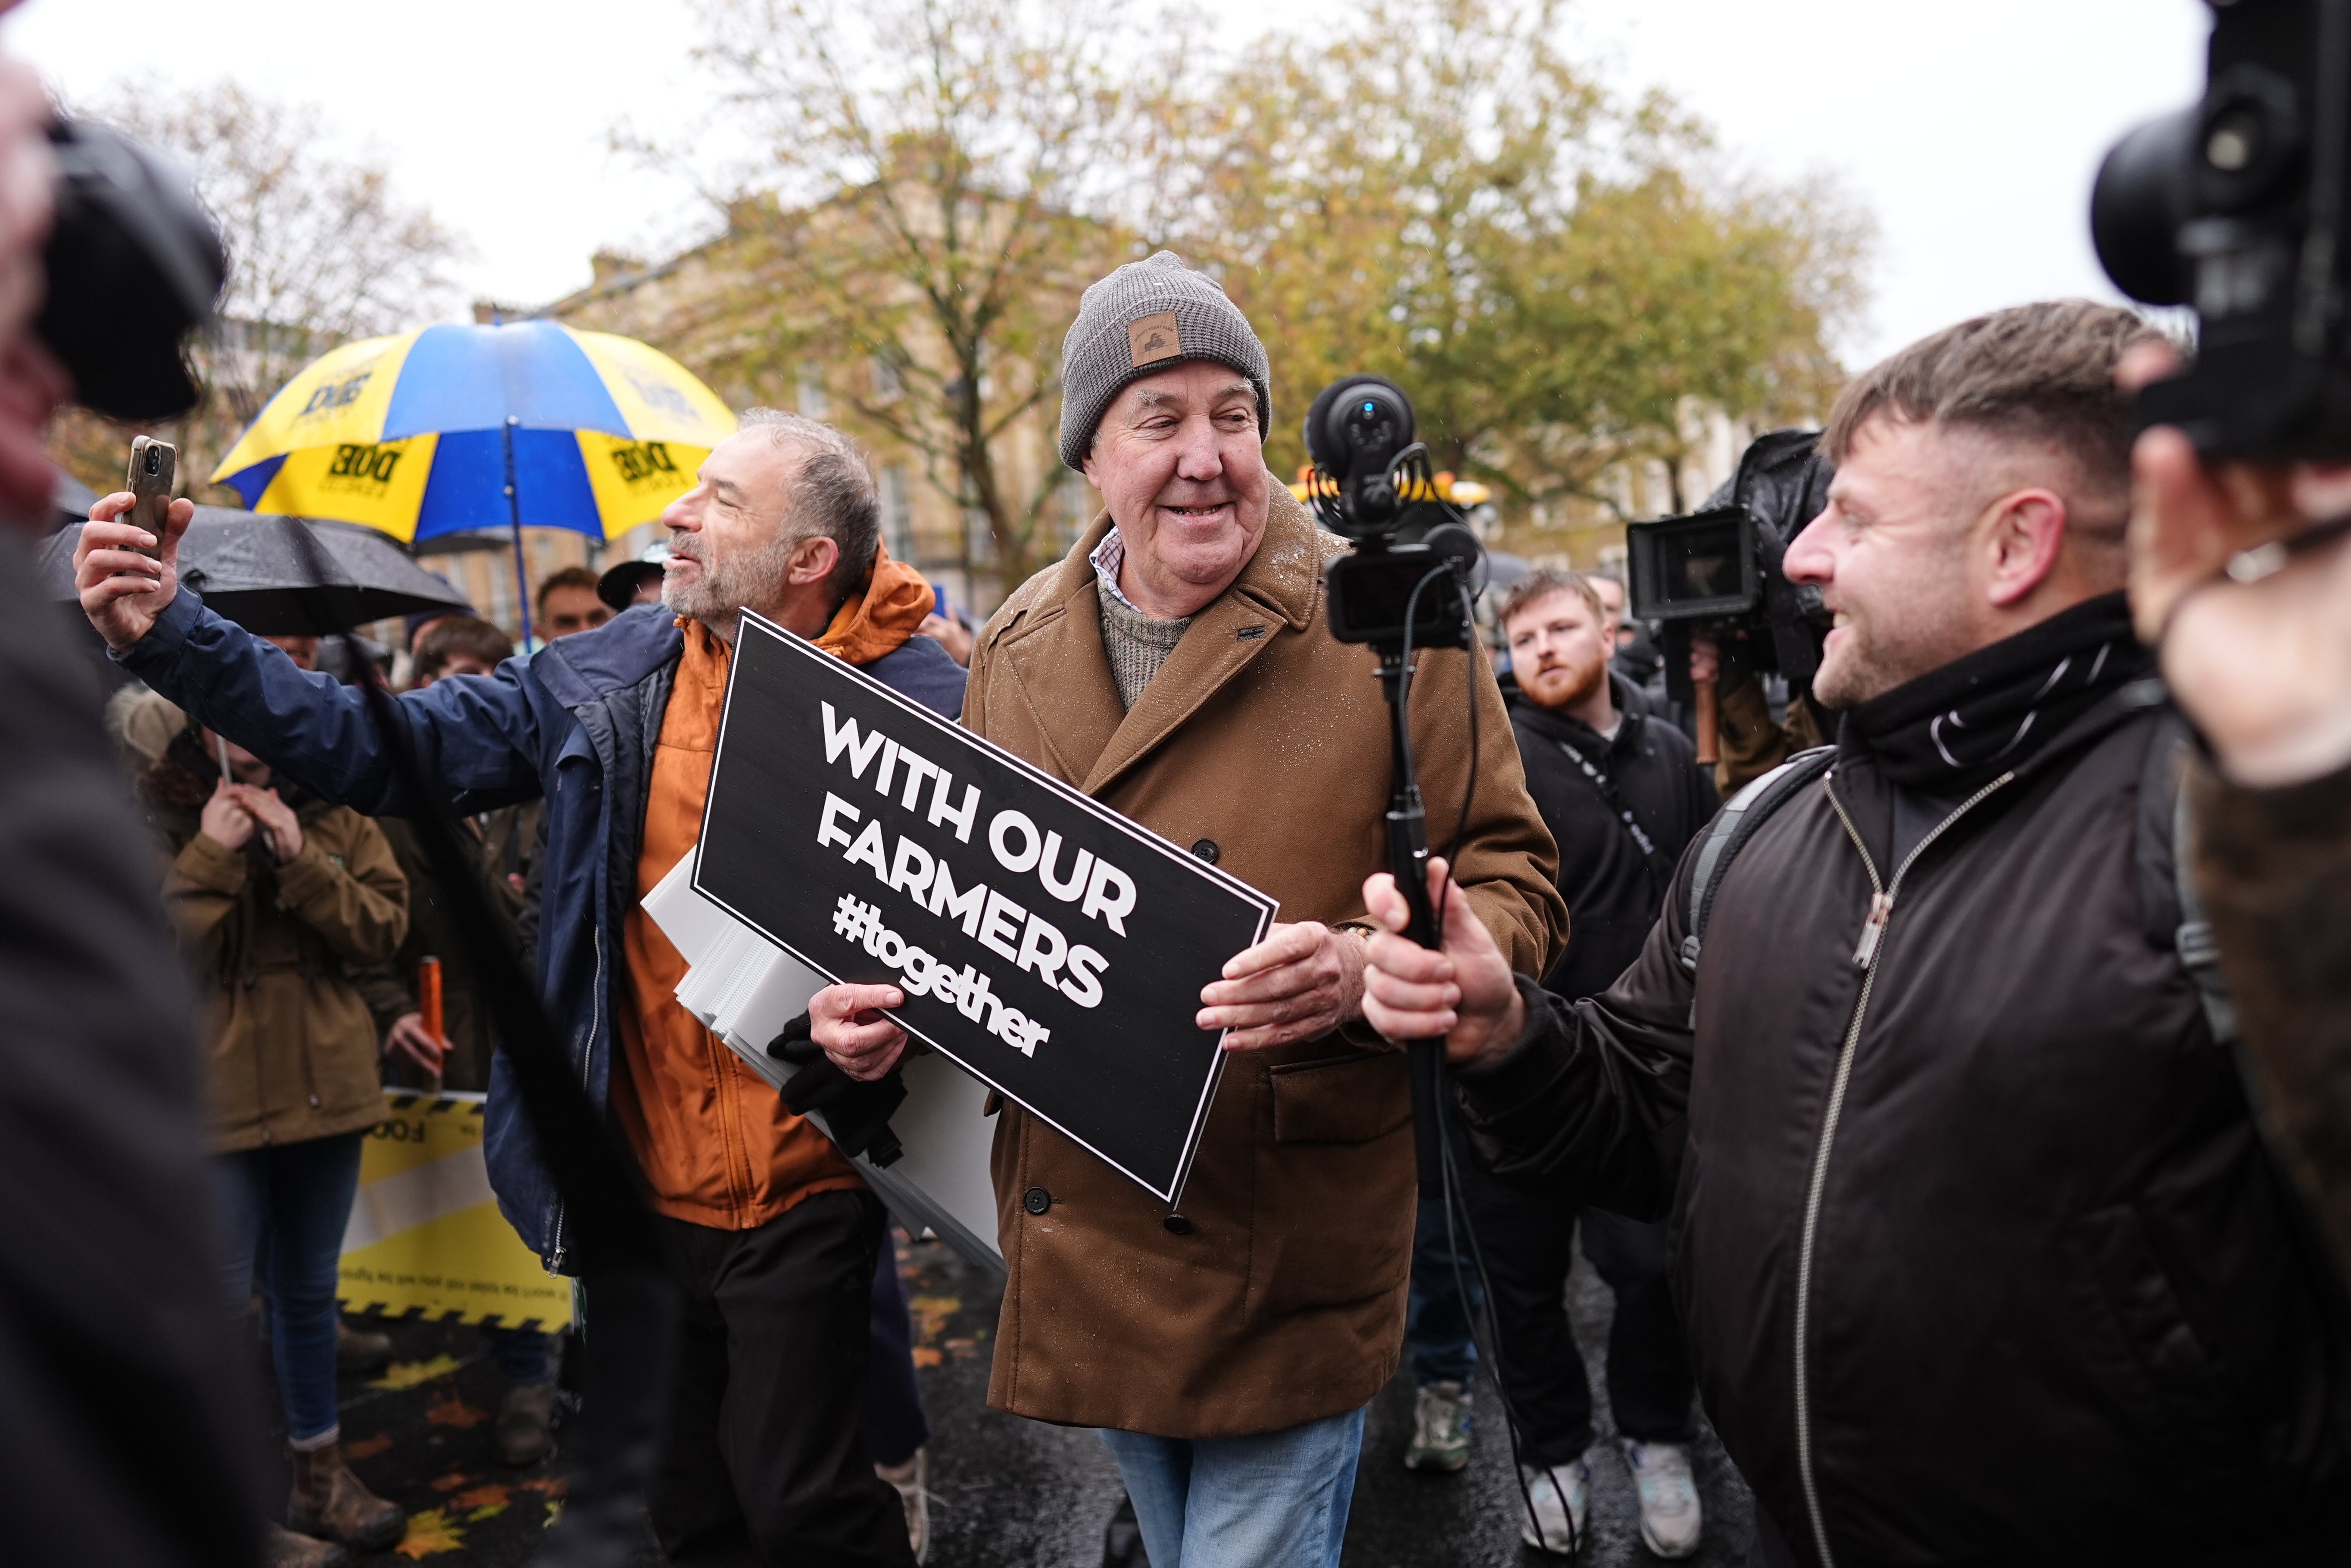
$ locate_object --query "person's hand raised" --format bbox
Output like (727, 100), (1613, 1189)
(2122, 340), (2351, 785)
(73, 490), (194, 652)
(1196, 921), (1367, 1052)
(231, 784), (303, 865)
(1360, 857), (1526, 1070)
(197, 778), (255, 853)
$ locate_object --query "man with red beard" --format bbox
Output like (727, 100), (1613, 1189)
(1456, 570), (1718, 1556)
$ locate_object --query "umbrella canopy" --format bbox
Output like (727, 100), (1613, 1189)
(209, 320), (736, 544)
(41, 507), (474, 635)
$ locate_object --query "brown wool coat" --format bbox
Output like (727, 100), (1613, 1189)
(963, 482), (1566, 1436)
(147, 762), (408, 1152)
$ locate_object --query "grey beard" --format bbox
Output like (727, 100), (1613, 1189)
(661, 532), (796, 637)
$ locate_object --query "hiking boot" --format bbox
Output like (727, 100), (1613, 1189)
(1518, 1456), (1589, 1556)
(1404, 1380), (1473, 1472)
(496, 1377), (560, 1465)
(334, 1320), (392, 1373)
(262, 1521), (348, 1568)
(1624, 1439), (1703, 1558)
(876, 1447), (929, 1563)
(287, 1438), (406, 1553)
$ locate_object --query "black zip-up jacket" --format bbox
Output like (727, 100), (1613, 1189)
(1508, 671), (1718, 999)
(1455, 685), (2351, 1567)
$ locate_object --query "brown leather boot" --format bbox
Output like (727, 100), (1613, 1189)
(286, 1438), (405, 1553)
(262, 1520), (348, 1568)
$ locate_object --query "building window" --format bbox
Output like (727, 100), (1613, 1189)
(797, 363), (829, 420)
(882, 464), (914, 561)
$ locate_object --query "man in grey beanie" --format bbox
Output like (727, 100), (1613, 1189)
(811, 251), (1562, 1567)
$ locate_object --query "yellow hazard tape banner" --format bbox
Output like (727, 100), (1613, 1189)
(337, 1091), (573, 1330)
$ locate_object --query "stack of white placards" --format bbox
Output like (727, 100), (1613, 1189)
(643, 852), (1005, 1272)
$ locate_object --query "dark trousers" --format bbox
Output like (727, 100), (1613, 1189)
(649, 1191), (915, 1568)
(862, 1235), (929, 1468)
(1464, 1164), (1697, 1466)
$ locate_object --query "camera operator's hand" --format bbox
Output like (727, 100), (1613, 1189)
(1196, 921), (1367, 1052)
(1690, 633), (1719, 686)
(74, 491), (195, 651)
(196, 778), (255, 854)
(810, 983), (908, 1082)
(1360, 857), (1526, 1070)
(2123, 342), (2351, 785)
(231, 784), (302, 865)
(384, 1014), (447, 1077)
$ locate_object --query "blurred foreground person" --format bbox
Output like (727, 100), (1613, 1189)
(810, 249), (1564, 1568)
(0, 13), (264, 1566)
(77, 409), (960, 1567)
(1363, 303), (2351, 1567)
(2125, 341), (2351, 1294)
(143, 729), (410, 1562)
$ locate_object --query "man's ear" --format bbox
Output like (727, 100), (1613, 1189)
(1983, 488), (2068, 608)
(786, 533), (840, 588)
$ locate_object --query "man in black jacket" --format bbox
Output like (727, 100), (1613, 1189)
(1479, 569), (1716, 1556)
(1360, 301), (2351, 1568)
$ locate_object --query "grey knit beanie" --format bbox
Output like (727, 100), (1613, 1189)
(1057, 250), (1271, 470)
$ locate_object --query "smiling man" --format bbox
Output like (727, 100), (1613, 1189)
(77, 409), (960, 1567)
(1357, 302), (2351, 1568)
(809, 250), (1564, 1568)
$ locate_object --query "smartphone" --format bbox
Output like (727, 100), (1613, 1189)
(124, 435), (176, 560)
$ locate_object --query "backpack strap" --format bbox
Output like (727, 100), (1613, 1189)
(1679, 745), (1838, 978)
(2136, 709), (2239, 1045)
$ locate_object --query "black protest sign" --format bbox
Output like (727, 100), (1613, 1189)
(696, 613), (1277, 1203)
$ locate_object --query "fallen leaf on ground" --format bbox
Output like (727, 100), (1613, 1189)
(543, 1499), (564, 1530)
(371, 1355), (464, 1391)
(426, 1388), (490, 1429)
(395, 1509), (465, 1559)
(944, 1337), (977, 1359)
(427, 1473), (473, 1493)
(455, 1484), (511, 1513)
(910, 1346), (943, 1368)
(907, 1295), (960, 1343)
(519, 1476), (567, 1496)
(344, 1434), (392, 1460)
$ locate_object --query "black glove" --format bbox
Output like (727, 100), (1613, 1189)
(767, 1011), (908, 1167)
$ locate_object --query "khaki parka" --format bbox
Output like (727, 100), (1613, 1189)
(143, 755), (407, 1152)
(963, 482), (1566, 1437)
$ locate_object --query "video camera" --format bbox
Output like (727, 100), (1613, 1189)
(1626, 428), (1834, 757)
(39, 118), (225, 423)
(1303, 374), (1483, 650)
(2092, 0), (2351, 458)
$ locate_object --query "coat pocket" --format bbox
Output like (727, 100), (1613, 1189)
(1269, 1051), (1413, 1144)
(2076, 1201), (2248, 1444)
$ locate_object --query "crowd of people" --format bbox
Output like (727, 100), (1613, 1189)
(3, 9), (2351, 1567)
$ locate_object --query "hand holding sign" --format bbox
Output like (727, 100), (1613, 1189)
(812, 983), (910, 1083)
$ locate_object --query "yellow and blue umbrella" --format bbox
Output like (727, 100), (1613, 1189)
(211, 320), (735, 641)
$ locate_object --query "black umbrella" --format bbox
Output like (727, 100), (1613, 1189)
(40, 504), (472, 635)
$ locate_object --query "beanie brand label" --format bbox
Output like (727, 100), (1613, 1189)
(1128, 312), (1182, 368)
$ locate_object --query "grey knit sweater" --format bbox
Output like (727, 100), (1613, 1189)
(1098, 587), (1190, 710)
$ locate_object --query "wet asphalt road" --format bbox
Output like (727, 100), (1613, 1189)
(909, 1233), (1757, 1568)
(319, 1230), (1755, 1566)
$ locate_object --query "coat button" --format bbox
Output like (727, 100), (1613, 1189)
(1023, 1186), (1052, 1216)
(1191, 839), (1219, 864)
(1163, 1213), (1194, 1236)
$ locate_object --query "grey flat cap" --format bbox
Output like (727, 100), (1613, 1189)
(1057, 250), (1270, 470)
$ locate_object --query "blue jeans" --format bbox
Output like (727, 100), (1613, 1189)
(216, 1131), (365, 1443)
(1405, 1192), (1485, 1387)
(1098, 1406), (1366, 1568)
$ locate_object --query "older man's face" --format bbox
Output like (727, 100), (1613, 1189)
(1082, 361), (1268, 614)
(659, 429), (805, 630)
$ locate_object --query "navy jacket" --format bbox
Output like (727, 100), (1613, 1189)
(119, 588), (967, 1269)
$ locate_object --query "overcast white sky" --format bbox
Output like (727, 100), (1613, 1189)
(6, 0), (2211, 366)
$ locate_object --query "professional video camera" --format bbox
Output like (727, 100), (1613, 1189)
(40, 117), (225, 423)
(1625, 427), (1834, 762)
(2092, 0), (2351, 458)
